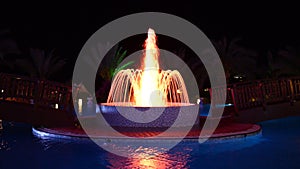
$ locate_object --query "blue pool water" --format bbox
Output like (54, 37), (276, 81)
(199, 103), (233, 116)
(1, 116), (300, 169)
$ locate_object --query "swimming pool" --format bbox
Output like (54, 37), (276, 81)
(1, 116), (300, 168)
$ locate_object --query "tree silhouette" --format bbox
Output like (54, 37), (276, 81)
(212, 36), (258, 81)
(0, 28), (21, 73)
(15, 48), (66, 80)
(84, 43), (133, 102)
(266, 46), (300, 78)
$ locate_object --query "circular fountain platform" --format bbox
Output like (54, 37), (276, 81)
(33, 123), (261, 141)
(99, 103), (200, 128)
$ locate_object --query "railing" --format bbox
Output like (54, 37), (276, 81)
(1, 72), (300, 116)
(229, 77), (300, 112)
(0, 73), (73, 112)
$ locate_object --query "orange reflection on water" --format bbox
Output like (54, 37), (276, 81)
(106, 147), (190, 169)
(132, 153), (168, 169)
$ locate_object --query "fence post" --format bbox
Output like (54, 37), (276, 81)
(230, 85), (239, 115)
(288, 79), (295, 106)
(259, 80), (267, 111)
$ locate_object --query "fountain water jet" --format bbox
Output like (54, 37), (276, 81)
(100, 28), (199, 128)
(107, 69), (190, 107)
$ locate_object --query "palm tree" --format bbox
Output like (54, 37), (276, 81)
(212, 36), (258, 81)
(266, 46), (300, 78)
(0, 54), (15, 72)
(98, 47), (132, 80)
(82, 43), (133, 81)
(0, 28), (21, 73)
(173, 48), (209, 92)
(83, 43), (133, 102)
(15, 48), (66, 80)
(0, 28), (21, 55)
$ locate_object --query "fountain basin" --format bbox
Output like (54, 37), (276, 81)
(99, 103), (199, 128)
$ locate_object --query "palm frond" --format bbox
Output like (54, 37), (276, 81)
(30, 48), (45, 78)
(112, 61), (134, 77)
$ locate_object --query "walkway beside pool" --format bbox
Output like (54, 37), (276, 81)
(235, 101), (300, 123)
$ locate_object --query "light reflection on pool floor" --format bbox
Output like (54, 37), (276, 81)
(1, 116), (300, 168)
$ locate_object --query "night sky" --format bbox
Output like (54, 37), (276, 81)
(1, 2), (300, 74)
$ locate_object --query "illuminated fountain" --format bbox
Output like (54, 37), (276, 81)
(100, 28), (199, 128)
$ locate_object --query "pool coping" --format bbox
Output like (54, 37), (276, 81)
(32, 123), (261, 142)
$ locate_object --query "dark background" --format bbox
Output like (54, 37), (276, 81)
(2, 2), (299, 52)
(1, 1), (299, 81)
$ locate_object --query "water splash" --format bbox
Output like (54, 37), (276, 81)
(107, 28), (190, 107)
